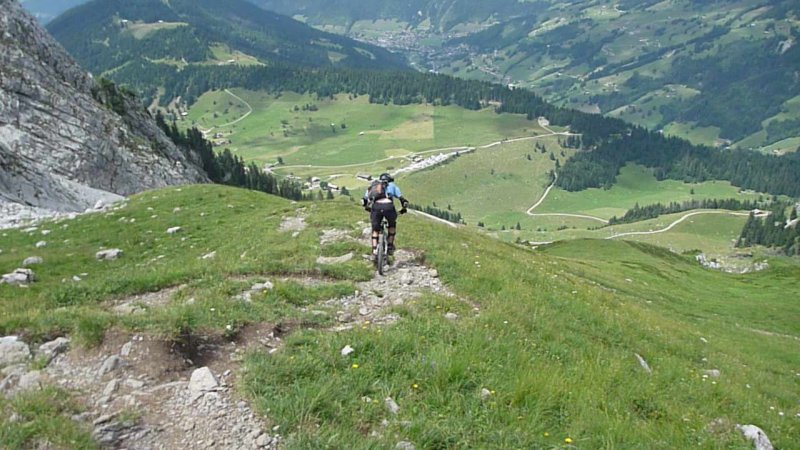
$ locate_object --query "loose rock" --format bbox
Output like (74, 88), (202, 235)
(38, 337), (70, 363)
(35, 241), (47, 248)
(704, 369), (721, 378)
(396, 441), (415, 450)
(736, 424), (773, 450)
(98, 355), (122, 376)
(0, 336), (31, 367)
(188, 367), (218, 393)
(17, 370), (43, 391)
(341, 345), (355, 356)
(444, 312), (459, 321)
(96, 249), (123, 261)
(385, 397), (400, 415)
(480, 388), (492, 401)
(635, 353), (652, 374)
(1, 269), (36, 285)
(22, 256), (43, 266)
(316, 253), (354, 265)
(251, 281), (274, 292)
(167, 227), (182, 234)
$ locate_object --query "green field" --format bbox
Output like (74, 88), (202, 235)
(533, 164), (761, 220)
(124, 21), (187, 40)
(185, 90), (545, 166)
(1, 185), (798, 448)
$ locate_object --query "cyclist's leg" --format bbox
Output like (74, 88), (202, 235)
(385, 207), (398, 254)
(370, 207), (382, 255)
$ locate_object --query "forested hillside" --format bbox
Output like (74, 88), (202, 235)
(250, 0), (800, 151)
(46, 0), (407, 77)
(252, 0), (532, 32)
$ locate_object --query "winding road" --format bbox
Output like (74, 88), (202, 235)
(606, 210), (751, 239)
(525, 172), (609, 224)
(200, 89), (254, 135)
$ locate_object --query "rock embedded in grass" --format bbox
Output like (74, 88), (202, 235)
(385, 397), (400, 415)
(22, 256), (43, 266)
(96, 248), (123, 261)
(38, 337), (70, 363)
(704, 369), (721, 378)
(1, 268), (36, 285)
(0, 336), (31, 367)
(167, 226), (182, 234)
(736, 424), (773, 450)
(316, 253), (354, 265)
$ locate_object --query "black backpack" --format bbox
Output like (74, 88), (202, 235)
(368, 180), (388, 202)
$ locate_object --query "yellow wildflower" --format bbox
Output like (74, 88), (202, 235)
(412, 383), (419, 389)
(565, 437), (573, 444)
(351, 363), (359, 369)
(543, 432), (549, 437)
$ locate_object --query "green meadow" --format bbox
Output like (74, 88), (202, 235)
(1, 185), (798, 448)
(533, 164), (761, 220)
(185, 90), (545, 166)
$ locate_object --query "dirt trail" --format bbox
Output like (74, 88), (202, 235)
(1, 217), (468, 449)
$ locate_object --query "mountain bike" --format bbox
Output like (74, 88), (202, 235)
(375, 218), (389, 275)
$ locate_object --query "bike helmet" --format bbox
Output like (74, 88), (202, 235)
(379, 172), (394, 183)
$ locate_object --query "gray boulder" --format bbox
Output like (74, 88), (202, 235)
(98, 355), (121, 376)
(1, 269), (35, 285)
(736, 424), (773, 450)
(38, 337), (70, 363)
(0, 336), (31, 367)
(96, 249), (123, 261)
(22, 256), (43, 266)
(188, 367), (218, 393)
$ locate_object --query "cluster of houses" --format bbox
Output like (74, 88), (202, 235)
(305, 177), (340, 192)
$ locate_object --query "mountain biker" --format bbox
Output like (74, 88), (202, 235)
(362, 173), (409, 256)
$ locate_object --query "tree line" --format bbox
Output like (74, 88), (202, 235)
(556, 126), (800, 197)
(737, 206), (800, 256)
(608, 198), (770, 226)
(410, 204), (465, 225)
(155, 111), (310, 201)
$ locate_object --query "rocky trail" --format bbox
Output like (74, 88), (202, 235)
(1, 215), (467, 449)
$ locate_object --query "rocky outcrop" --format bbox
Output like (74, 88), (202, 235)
(0, 0), (206, 214)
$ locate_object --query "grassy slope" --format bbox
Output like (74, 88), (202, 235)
(1, 185), (798, 448)
(502, 210), (750, 257)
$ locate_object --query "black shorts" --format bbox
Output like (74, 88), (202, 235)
(370, 201), (397, 232)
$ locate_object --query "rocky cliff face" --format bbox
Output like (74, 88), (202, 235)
(0, 0), (207, 217)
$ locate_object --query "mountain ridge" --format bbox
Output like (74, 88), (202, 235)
(0, 0), (207, 221)
(46, 0), (408, 78)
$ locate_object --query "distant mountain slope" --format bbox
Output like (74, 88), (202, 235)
(0, 0), (206, 217)
(46, 0), (407, 76)
(19, 0), (87, 23)
(251, 0), (800, 150)
(252, 0), (534, 32)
